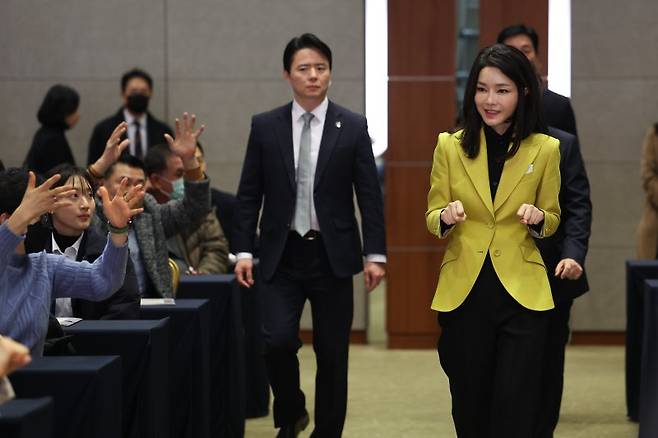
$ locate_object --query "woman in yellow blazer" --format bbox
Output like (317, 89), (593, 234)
(426, 44), (561, 438)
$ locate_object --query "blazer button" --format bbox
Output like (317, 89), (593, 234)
(488, 222), (494, 229)
(493, 249), (501, 257)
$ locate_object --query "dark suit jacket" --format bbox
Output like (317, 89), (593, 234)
(24, 125), (76, 175)
(25, 223), (140, 319)
(543, 89), (578, 137)
(86, 108), (173, 164)
(233, 101), (386, 281)
(535, 127), (592, 302)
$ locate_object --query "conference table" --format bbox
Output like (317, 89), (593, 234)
(140, 299), (211, 438)
(639, 279), (658, 437)
(176, 274), (246, 437)
(0, 397), (53, 438)
(63, 319), (169, 438)
(625, 260), (658, 421)
(9, 356), (122, 438)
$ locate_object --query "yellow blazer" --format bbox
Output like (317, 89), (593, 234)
(426, 129), (561, 312)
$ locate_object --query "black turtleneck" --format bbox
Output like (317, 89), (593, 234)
(483, 124), (513, 201)
(52, 229), (83, 254)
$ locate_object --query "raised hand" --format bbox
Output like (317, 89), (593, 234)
(97, 177), (144, 229)
(164, 112), (205, 167)
(441, 200), (467, 225)
(517, 203), (544, 225)
(99, 122), (130, 170)
(7, 172), (75, 235)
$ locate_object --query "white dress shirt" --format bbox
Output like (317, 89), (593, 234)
(51, 233), (84, 317)
(0, 376), (15, 404)
(123, 109), (148, 156)
(237, 97), (386, 264)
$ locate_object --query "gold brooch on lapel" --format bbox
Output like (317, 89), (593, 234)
(335, 121), (342, 129)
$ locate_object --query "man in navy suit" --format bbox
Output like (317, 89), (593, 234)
(498, 25), (593, 438)
(233, 33), (386, 438)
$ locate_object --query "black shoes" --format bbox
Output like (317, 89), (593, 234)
(276, 411), (310, 438)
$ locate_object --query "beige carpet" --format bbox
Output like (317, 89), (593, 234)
(245, 345), (637, 437)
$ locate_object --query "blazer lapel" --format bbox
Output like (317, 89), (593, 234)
(314, 101), (342, 188)
(275, 103), (296, 191)
(493, 135), (541, 212)
(457, 131), (494, 217)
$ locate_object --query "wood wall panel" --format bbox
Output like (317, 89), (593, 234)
(389, 0), (456, 76)
(386, 0), (456, 349)
(387, 249), (443, 348)
(479, 0), (549, 77)
(387, 81), (456, 162)
(385, 165), (436, 248)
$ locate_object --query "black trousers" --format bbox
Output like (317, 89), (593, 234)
(535, 299), (573, 438)
(260, 232), (353, 438)
(437, 256), (549, 438)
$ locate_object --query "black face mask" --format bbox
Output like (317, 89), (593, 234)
(126, 93), (150, 113)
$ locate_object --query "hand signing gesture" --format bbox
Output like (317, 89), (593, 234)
(441, 200), (467, 225)
(97, 178), (144, 246)
(164, 112), (205, 168)
(517, 204), (544, 225)
(89, 122), (131, 178)
(98, 178), (144, 230)
(7, 172), (75, 235)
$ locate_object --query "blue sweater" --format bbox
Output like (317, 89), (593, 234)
(0, 223), (128, 355)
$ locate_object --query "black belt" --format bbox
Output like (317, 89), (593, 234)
(301, 230), (321, 241)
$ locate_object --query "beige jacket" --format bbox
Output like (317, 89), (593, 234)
(175, 211), (230, 274)
(637, 125), (658, 258)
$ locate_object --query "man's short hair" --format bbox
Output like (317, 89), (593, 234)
(104, 155), (146, 179)
(496, 24), (539, 53)
(121, 68), (154, 92)
(143, 144), (174, 177)
(0, 168), (29, 216)
(283, 33), (332, 73)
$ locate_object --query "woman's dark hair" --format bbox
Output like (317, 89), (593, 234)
(42, 164), (95, 231)
(45, 164), (94, 194)
(460, 44), (547, 159)
(283, 33), (332, 73)
(37, 85), (80, 128)
(121, 68), (153, 92)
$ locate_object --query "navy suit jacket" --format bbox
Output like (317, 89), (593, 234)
(535, 127), (592, 302)
(233, 101), (386, 281)
(543, 89), (578, 137)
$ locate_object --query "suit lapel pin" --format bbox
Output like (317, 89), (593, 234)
(525, 163), (534, 174)
(335, 121), (342, 129)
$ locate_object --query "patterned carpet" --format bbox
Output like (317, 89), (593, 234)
(245, 345), (637, 437)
